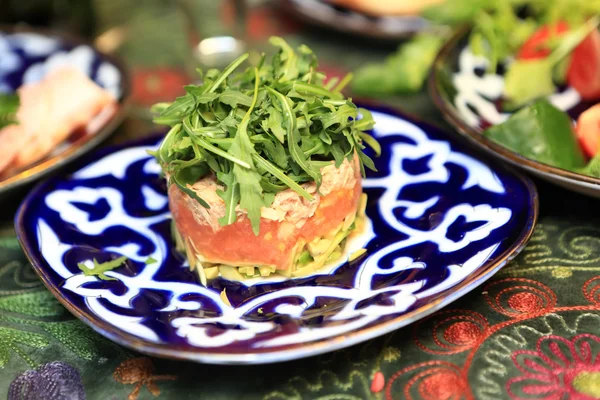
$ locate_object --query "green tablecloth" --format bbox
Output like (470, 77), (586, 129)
(2, 1), (600, 399)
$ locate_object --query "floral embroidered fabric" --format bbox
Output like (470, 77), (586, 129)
(3, 214), (600, 399)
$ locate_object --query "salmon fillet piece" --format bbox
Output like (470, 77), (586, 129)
(0, 66), (116, 176)
(169, 156), (362, 270)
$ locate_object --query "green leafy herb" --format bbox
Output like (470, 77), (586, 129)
(77, 256), (128, 281)
(144, 257), (157, 265)
(266, 86), (321, 187)
(352, 33), (445, 96)
(468, 2), (538, 73)
(553, 55), (571, 85)
(577, 154), (600, 177)
(297, 250), (313, 266)
(228, 68), (266, 235)
(540, 0), (600, 26)
(0, 93), (19, 129)
(422, 0), (493, 25)
(171, 165), (210, 208)
(152, 37), (378, 234)
(503, 60), (556, 109)
(484, 99), (585, 170)
(216, 170), (240, 226)
(424, 0), (600, 27)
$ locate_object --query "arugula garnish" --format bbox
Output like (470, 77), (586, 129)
(152, 37), (378, 234)
(0, 93), (19, 130)
(77, 256), (128, 281)
(144, 257), (157, 265)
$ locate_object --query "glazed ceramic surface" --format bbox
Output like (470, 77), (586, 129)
(280, 0), (440, 40)
(16, 106), (537, 364)
(0, 28), (129, 196)
(430, 28), (600, 198)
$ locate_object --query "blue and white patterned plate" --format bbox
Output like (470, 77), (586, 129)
(16, 106), (537, 364)
(0, 27), (129, 196)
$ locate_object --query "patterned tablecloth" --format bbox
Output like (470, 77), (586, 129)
(2, 1), (600, 399)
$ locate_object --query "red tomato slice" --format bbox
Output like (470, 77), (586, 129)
(518, 22), (570, 60)
(567, 29), (600, 101)
(576, 103), (600, 158)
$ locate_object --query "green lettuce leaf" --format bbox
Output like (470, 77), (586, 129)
(484, 99), (585, 170)
(352, 33), (445, 96)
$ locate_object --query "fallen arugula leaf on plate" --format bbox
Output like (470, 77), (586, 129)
(77, 256), (128, 281)
(484, 99), (586, 171)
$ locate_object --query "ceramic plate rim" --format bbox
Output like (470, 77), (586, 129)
(279, 0), (444, 40)
(15, 104), (539, 365)
(429, 26), (600, 189)
(0, 24), (131, 195)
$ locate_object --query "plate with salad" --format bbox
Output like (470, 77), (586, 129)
(430, 1), (600, 197)
(0, 26), (129, 198)
(16, 38), (536, 363)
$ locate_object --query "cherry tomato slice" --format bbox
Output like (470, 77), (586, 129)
(518, 22), (570, 60)
(567, 29), (600, 101)
(576, 103), (600, 158)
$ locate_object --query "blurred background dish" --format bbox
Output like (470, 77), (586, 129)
(329, 0), (446, 17)
(0, 0), (97, 38)
(175, 0), (248, 69)
(430, 27), (600, 198)
(279, 0), (443, 40)
(0, 26), (130, 199)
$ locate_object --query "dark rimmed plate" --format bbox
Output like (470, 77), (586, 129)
(430, 27), (600, 198)
(0, 26), (130, 198)
(15, 105), (537, 364)
(279, 0), (444, 40)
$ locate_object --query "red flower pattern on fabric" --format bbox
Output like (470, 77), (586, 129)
(385, 361), (469, 400)
(414, 310), (488, 355)
(583, 277), (600, 305)
(483, 279), (556, 319)
(507, 334), (600, 400)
